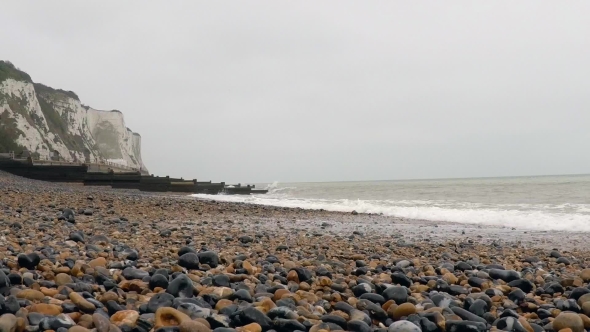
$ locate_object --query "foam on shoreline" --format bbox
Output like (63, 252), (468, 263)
(191, 193), (590, 232)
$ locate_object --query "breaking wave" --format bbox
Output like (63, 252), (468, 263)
(264, 181), (297, 194)
(190, 194), (590, 231)
(192, 176), (590, 232)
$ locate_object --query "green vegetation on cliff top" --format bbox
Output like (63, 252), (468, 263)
(34, 83), (80, 101)
(0, 60), (80, 100)
(0, 61), (32, 83)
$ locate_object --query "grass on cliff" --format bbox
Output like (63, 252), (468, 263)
(0, 61), (32, 83)
(34, 83), (79, 101)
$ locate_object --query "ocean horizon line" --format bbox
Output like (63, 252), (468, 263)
(262, 172), (590, 185)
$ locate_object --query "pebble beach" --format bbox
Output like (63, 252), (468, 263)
(1, 170), (590, 332)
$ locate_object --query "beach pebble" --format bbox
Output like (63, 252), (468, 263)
(17, 253), (40, 270)
(197, 251), (219, 268)
(580, 269), (590, 282)
(154, 307), (190, 329)
(179, 320), (211, 332)
(0, 314), (17, 332)
(178, 253), (200, 270)
(110, 310), (140, 327)
(552, 312), (584, 332)
(29, 303), (62, 316)
(16, 289), (44, 301)
(166, 275), (194, 298)
(388, 320), (422, 332)
(92, 313), (111, 332)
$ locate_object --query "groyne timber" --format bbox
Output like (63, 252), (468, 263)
(0, 153), (267, 195)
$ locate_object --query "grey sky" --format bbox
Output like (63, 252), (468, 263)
(1, 1), (589, 183)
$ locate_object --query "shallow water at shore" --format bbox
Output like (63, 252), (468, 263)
(194, 174), (590, 231)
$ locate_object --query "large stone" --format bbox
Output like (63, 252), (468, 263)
(70, 292), (96, 313)
(229, 289), (252, 303)
(392, 303), (416, 320)
(446, 321), (486, 332)
(177, 303), (211, 319)
(450, 307), (487, 324)
(89, 257), (107, 268)
(347, 320), (372, 332)
(29, 303), (62, 316)
(321, 315), (346, 329)
(442, 273), (458, 285)
(488, 269), (520, 282)
(553, 312), (584, 332)
(93, 313), (111, 332)
(179, 320), (211, 332)
(166, 275), (194, 298)
(147, 293), (175, 313)
(68, 327), (91, 332)
(1, 296), (19, 315)
(243, 261), (255, 275)
(98, 291), (119, 304)
(154, 307), (190, 329)
(579, 314), (590, 330)
(178, 247), (197, 257)
(69, 231), (85, 243)
(382, 286), (408, 304)
(16, 289), (44, 302)
(290, 267), (312, 283)
(17, 253), (40, 270)
(55, 273), (74, 286)
(0, 314), (17, 332)
(197, 251), (219, 268)
(212, 275), (230, 288)
(149, 274), (169, 290)
(178, 253), (200, 270)
(388, 320), (421, 332)
(122, 267), (149, 280)
(110, 310), (140, 327)
(580, 269), (590, 282)
(61, 208), (75, 221)
(238, 323), (262, 332)
(507, 279), (535, 293)
(578, 293), (590, 307)
(239, 235), (253, 243)
(14, 318), (24, 332)
(468, 299), (488, 317)
(0, 271), (10, 296)
(39, 314), (76, 331)
(234, 307), (272, 332)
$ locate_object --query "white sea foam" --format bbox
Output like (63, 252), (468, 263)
(190, 193), (590, 232)
(265, 181), (279, 190)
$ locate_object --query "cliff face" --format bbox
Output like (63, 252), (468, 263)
(0, 61), (148, 173)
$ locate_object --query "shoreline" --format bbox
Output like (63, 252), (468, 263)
(2, 169), (587, 251)
(2, 170), (590, 331)
(191, 195), (588, 251)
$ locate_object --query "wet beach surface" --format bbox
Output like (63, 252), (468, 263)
(1, 170), (590, 332)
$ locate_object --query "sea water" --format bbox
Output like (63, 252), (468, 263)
(192, 174), (590, 231)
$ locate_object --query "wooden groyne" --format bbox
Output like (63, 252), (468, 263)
(0, 157), (88, 182)
(86, 173), (229, 194)
(0, 155), (267, 195)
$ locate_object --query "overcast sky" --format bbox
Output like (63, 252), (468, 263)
(1, 1), (589, 183)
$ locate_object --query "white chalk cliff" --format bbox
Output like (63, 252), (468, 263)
(0, 61), (148, 173)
